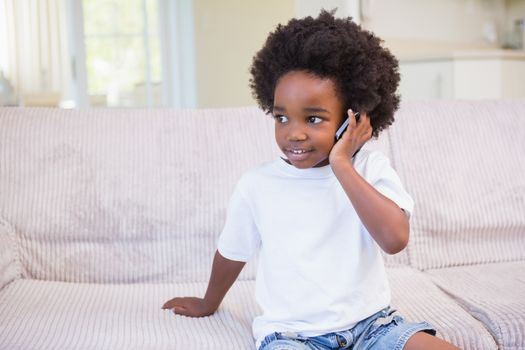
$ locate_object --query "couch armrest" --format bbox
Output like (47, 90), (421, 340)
(0, 218), (23, 290)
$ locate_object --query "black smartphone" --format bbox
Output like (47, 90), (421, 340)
(335, 112), (360, 141)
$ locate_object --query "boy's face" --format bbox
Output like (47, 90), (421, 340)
(272, 70), (344, 169)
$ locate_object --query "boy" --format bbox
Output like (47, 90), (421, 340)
(163, 10), (459, 350)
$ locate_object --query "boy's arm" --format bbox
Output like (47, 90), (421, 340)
(329, 110), (409, 255)
(161, 250), (246, 316)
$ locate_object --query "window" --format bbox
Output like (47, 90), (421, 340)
(66, 0), (196, 108)
(82, 0), (161, 107)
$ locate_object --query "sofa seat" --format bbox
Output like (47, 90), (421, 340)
(427, 261), (525, 350)
(0, 279), (258, 350)
(386, 267), (497, 349)
(0, 267), (496, 350)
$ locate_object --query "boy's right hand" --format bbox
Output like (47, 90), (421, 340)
(162, 250), (246, 318)
(161, 297), (216, 317)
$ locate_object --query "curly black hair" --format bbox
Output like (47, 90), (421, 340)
(249, 10), (400, 137)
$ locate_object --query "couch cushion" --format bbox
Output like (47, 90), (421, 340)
(427, 261), (525, 350)
(0, 107), (408, 283)
(0, 107), (278, 283)
(389, 100), (525, 269)
(0, 279), (259, 350)
(0, 218), (23, 290)
(0, 268), (496, 350)
(387, 266), (497, 350)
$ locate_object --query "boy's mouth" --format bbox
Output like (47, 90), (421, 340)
(285, 148), (313, 161)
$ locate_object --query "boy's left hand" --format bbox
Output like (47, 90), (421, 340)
(329, 109), (373, 166)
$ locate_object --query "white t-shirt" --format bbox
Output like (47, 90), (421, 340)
(217, 150), (414, 348)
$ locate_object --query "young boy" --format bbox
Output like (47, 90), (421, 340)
(162, 10), (459, 350)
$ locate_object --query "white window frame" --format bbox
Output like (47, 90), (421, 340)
(66, 0), (196, 108)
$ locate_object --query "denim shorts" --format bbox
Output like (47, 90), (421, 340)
(258, 307), (436, 350)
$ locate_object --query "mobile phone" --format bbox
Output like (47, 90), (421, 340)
(335, 112), (360, 141)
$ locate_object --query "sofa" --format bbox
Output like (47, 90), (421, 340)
(0, 100), (524, 350)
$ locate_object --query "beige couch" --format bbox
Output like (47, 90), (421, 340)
(0, 101), (524, 350)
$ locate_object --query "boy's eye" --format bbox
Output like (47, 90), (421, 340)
(307, 116), (323, 124)
(274, 115), (288, 123)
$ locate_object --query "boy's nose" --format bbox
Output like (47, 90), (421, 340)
(287, 128), (307, 141)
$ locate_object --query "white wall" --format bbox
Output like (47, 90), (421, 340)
(361, 0), (506, 46)
(191, 0), (524, 108)
(193, 0), (294, 108)
(295, 0), (360, 21)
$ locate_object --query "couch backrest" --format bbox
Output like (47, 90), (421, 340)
(0, 107), (282, 283)
(389, 100), (525, 270)
(0, 106), (407, 284)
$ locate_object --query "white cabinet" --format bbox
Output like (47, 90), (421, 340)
(399, 61), (453, 99)
(502, 60), (525, 97)
(399, 52), (525, 100)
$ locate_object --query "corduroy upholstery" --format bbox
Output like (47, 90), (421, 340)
(0, 102), (523, 349)
(427, 261), (525, 350)
(389, 100), (525, 270)
(387, 267), (497, 349)
(0, 218), (23, 290)
(0, 107), (277, 283)
(0, 268), (497, 350)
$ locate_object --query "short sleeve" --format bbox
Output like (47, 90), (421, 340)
(364, 151), (415, 218)
(217, 181), (261, 262)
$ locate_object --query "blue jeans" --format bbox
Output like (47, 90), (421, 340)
(258, 307), (436, 350)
